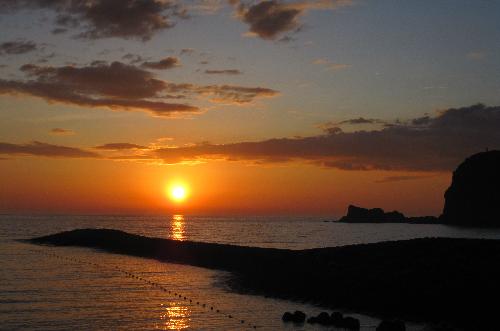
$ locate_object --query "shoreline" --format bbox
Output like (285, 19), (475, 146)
(27, 228), (500, 330)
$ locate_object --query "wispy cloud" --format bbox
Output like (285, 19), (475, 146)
(0, 141), (99, 158)
(50, 128), (75, 136)
(180, 48), (196, 55)
(375, 175), (433, 183)
(204, 69), (242, 75)
(141, 56), (181, 70)
(466, 51), (487, 61)
(336, 117), (386, 125)
(94, 143), (148, 150)
(313, 58), (351, 71)
(0, 40), (37, 55)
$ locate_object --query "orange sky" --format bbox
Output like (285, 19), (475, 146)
(0, 157), (450, 216)
(0, 1), (498, 216)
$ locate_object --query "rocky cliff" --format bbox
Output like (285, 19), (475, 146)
(441, 150), (500, 226)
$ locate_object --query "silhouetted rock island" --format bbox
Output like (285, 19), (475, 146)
(28, 229), (500, 329)
(338, 205), (437, 224)
(441, 150), (500, 226)
(339, 150), (500, 226)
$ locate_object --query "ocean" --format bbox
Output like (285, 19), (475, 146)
(2, 215), (500, 330)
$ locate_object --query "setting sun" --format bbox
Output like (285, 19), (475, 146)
(169, 185), (188, 202)
(1, 2), (499, 330)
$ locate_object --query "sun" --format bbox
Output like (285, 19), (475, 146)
(169, 184), (188, 202)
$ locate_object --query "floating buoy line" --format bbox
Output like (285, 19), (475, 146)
(29, 248), (259, 329)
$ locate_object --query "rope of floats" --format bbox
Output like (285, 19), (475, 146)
(29, 248), (259, 329)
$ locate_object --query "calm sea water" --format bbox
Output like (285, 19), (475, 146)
(2, 215), (500, 330)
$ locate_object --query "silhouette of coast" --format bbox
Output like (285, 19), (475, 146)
(28, 229), (500, 329)
(441, 150), (500, 226)
(339, 150), (500, 227)
(338, 205), (438, 224)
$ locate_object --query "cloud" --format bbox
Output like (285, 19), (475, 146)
(193, 84), (278, 104)
(94, 143), (148, 150)
(337, 117), (385, 125)
(313, 58), (351, 71)
(236, 0), (302, 40)
(50, 128), (75, 136)
(0, 61), (199, 117)
(204, 69), (242, 75)
(148, 104), (500, 171)
(180, 48), (196, 55)
(0, 141), (99, 158)
(466, 51), (486, 61)
(0, 0), (185, 40)
(187, 0), (224, 14)
(0, 61), (278, 116)
(0, 40), (37, 55)
(326, 63), (350, 71)
(411, 116), (431, 126)
(36, 52), (56, 64)
(18, 62), (166, 99)
(232, 0), (352, 40)
(6, 104), (497, 170)
(375, 175), (433, 183)
(122, 53), (146, 64)
(51, 28), (67, 34)
(142, 56), (180, 70)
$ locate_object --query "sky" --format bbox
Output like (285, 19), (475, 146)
(0, 0), (499, 216)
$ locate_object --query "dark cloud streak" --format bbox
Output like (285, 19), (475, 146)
(337, 117), (386, 125)
(141, 56), (180, 70)
(375, 175), (433, 183)
(0, 141), (99, 158)
(50, 128), (75, 136)
(0, 40), (37, 55)
(150, 104), (500, 171)
(94, 143), (148, 150)
(205, 69), (242, 75)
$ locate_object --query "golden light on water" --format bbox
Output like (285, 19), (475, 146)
(171, 214), (185, 241)
(158, 303), (190, 330)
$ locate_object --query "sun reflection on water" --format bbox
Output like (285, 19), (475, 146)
(158, 303), (190, 330)
(170, 215), (185, 241)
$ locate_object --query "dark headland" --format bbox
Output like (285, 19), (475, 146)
(29, 229), (500, 330)
(441, 150), (500, 226)
(339, 150), (500, 226)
